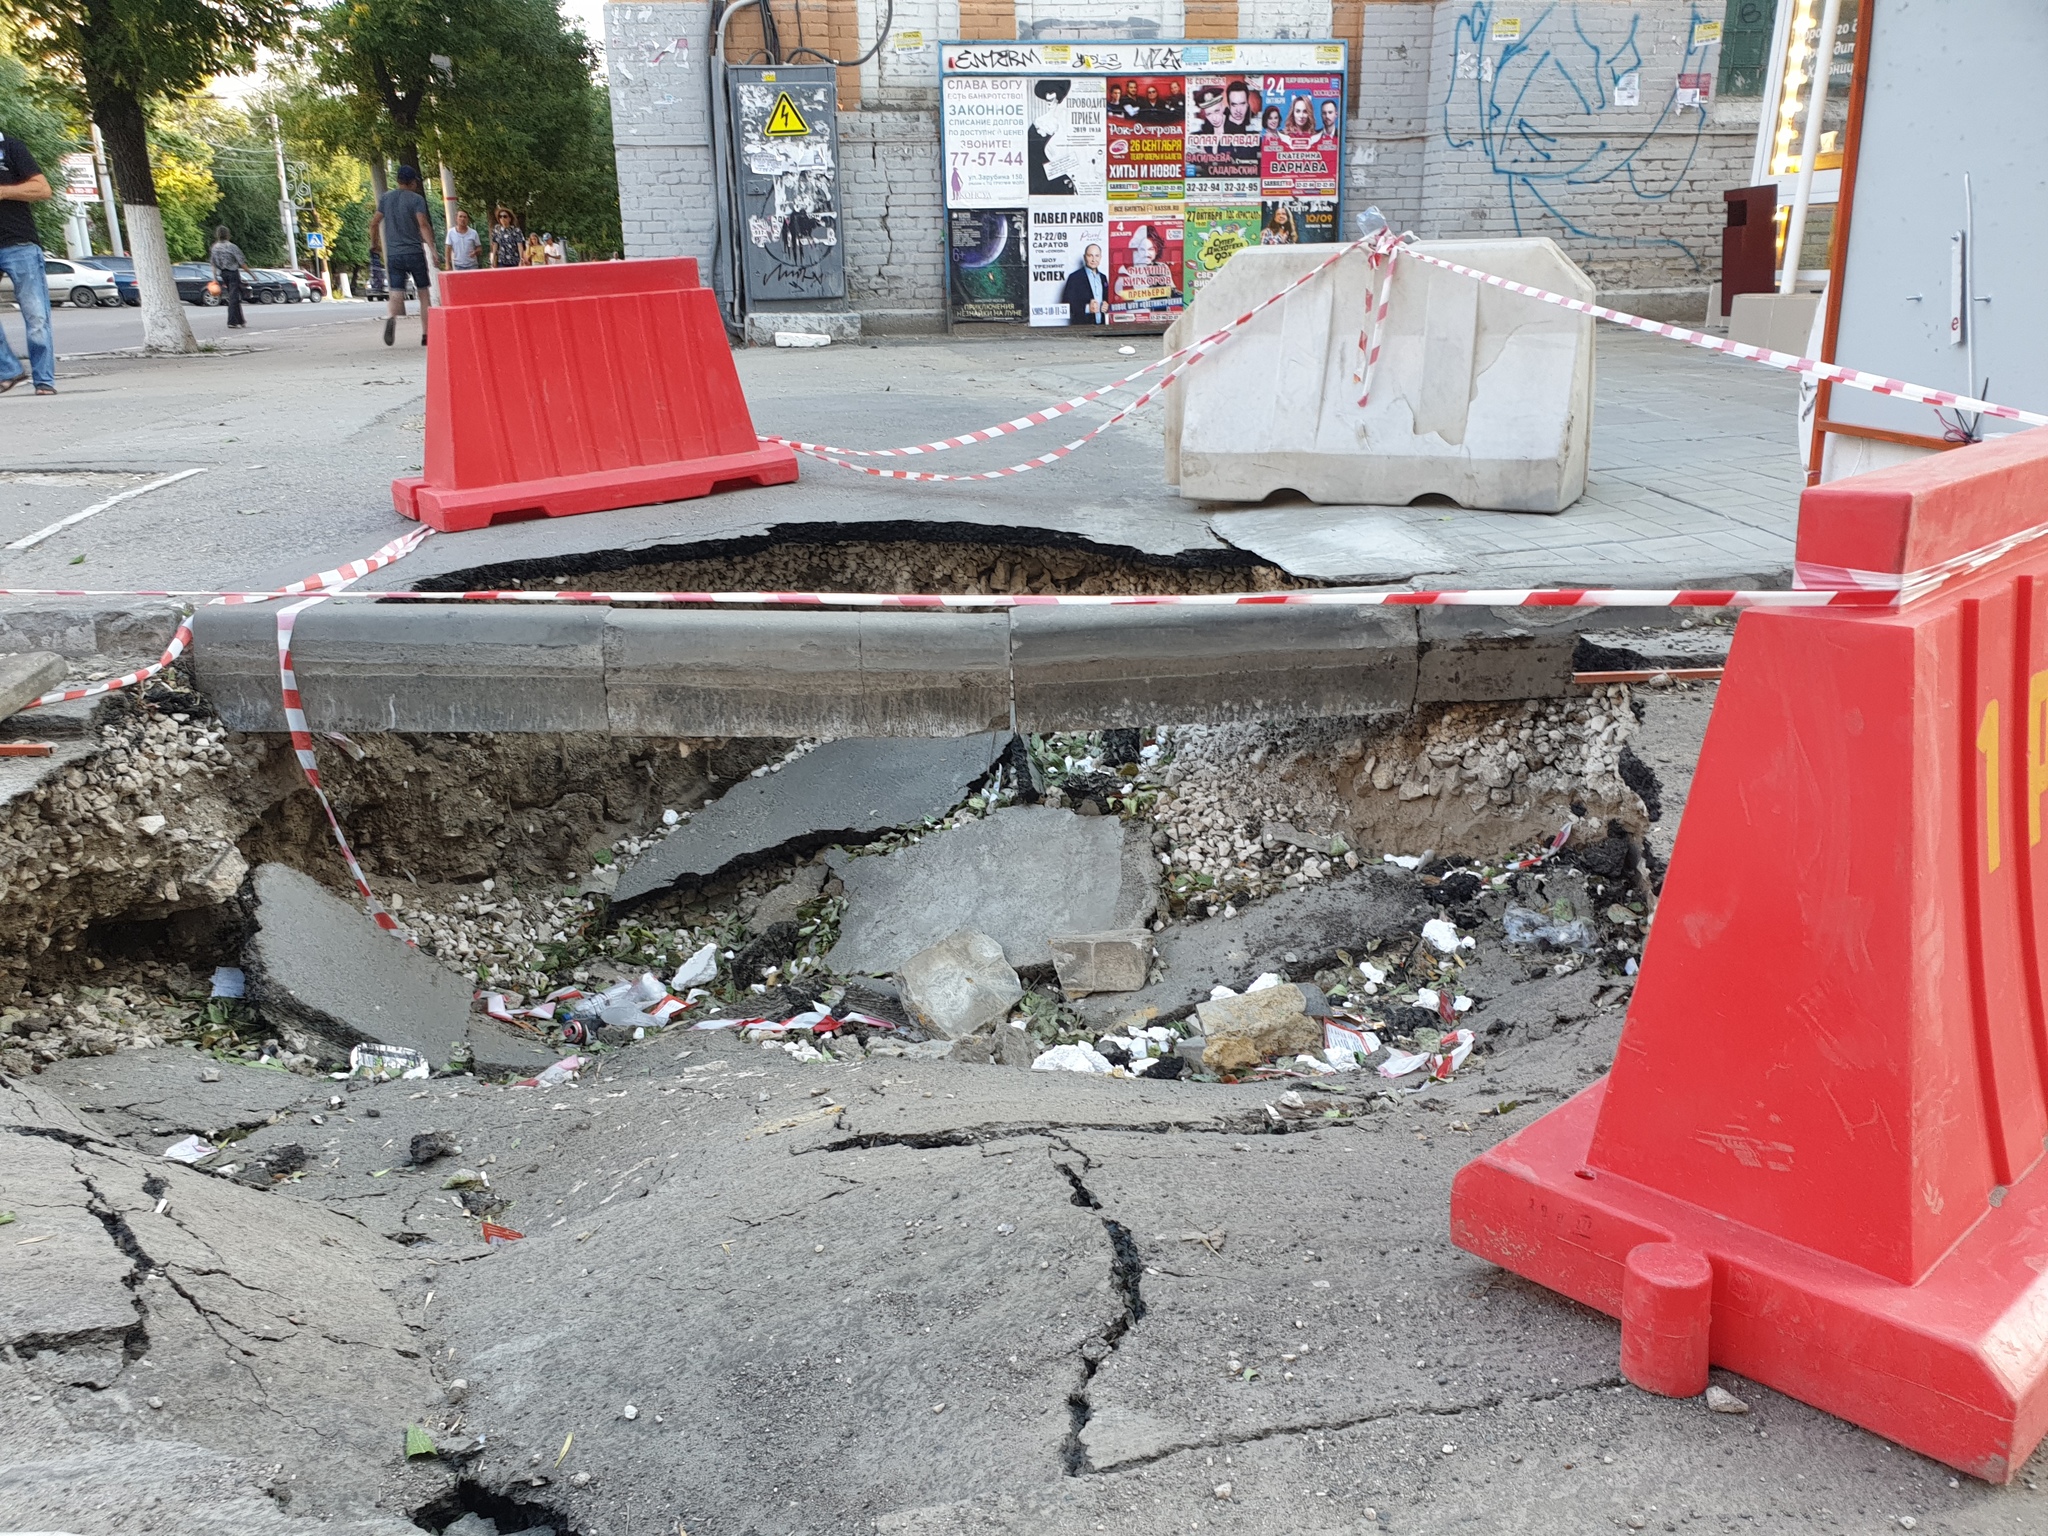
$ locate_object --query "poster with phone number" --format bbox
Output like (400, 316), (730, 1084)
(1258, 74), (1341, 198)
(944, 76), (1028, 206)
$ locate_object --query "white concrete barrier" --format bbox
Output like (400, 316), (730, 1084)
(1164, 238), (1596, 512)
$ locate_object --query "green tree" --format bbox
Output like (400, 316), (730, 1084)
(0, 0), (297, 351)
(302, 0), (620, 252)
(0, 45), (80, 252)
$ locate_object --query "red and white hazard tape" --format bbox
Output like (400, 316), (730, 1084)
(14, 528), (434, 711)
(1387, 242), (2048, 431)
(278, 595), (407, 936)
(1791, 510), (2048, 598)
(775, 225), (2044, 481)
(760, 236), (1373, 480)
(11, 529), (433, 937)
(11, 582), (1880, 609)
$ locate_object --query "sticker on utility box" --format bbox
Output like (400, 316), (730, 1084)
(765, 92), (811, 136)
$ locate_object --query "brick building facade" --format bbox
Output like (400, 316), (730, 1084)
(607, 0), (1760, 329)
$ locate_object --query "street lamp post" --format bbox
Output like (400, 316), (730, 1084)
(270, 112), (299, 268)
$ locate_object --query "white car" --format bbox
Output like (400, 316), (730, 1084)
(0, 256), (121, 308)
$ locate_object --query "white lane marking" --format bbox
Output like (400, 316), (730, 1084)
(5, 466), (209, 551)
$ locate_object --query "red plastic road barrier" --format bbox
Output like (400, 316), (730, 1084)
(1452, 427), (2048, 1483)
(391, 258), (796, 531)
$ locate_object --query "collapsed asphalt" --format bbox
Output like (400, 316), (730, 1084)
(5, 695), (2043, 1536)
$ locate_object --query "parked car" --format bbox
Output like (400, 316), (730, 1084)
(287, 268), (327, 300)
(252, 269), (313, 303)
(0, 255), (120, 308)
(112, 264), (210, 306)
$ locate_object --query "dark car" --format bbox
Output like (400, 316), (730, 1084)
(248, 269), (307, 303)
(172, 263), (225, 305)
(114, 264), (219, 305)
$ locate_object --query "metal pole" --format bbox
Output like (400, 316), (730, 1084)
(438, 162), (459, 243)
(1779, 0), (1842, 295)
(270, 113), (299, 265)
(89, 123), (124, 257)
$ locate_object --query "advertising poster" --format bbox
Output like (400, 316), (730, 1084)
(944, 76), (1029, 206)
(1107, 211), (1183, 324)
(1105, 75), (1185, 201)
(1258, 74), (1342, 198)
(1257, 197), (1336, 245)
(1184, 74), (1264, 201)
(938, 40), (1345, 328)
(950, 208), (1030, 323)
(1027, 77), (1106, 199)
(1183, 205), (1260, 295)
(1028, 206), (1111, 327)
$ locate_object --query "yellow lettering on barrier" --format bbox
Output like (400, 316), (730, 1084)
(1981, 698), (2003, 873)
(2031, 671), (2048, 847)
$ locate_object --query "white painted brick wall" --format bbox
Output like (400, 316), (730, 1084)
(1237, 0), (1332, 42)
(607, 4), (718, 262)
(839, 111), (948, 310)
(1013, 0), (1186, 41)
(1397, 1), (1750, 300)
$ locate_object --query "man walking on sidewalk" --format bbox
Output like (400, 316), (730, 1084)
(369, 165), (438, 346)
(209, 225), (249, 328)
(0, 124), (57, 396)
(446, 209), (482, 272)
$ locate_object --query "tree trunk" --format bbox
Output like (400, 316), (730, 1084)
(87, 83), (195, 354)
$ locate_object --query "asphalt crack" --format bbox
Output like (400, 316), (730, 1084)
(808, 1116), (1263, 1155)
(1085, 1374), (1631, 1474)
(71, 1154), (271, 1398)
(1050, 1143), (1149, 1477)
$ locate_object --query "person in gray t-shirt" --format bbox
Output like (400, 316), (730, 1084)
(369, 165), (439, 346)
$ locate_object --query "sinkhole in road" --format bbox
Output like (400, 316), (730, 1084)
(410, 521), (1320, 600)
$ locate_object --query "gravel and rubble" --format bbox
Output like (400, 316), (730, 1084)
(0, 676), (1665, 1090)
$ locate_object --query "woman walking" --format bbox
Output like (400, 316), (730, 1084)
(490, 208), (524, 269)
(208, 225), (248, 328)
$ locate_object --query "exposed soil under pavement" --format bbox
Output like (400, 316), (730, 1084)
(414, 527), (1315, 598)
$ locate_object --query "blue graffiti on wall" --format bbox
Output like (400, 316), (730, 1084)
(1441, 2), (1716, 268)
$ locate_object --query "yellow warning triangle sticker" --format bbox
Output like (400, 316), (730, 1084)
(764, 92), (810, 136)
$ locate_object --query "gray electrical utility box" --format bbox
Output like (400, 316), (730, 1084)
(726, 64), (846, 305)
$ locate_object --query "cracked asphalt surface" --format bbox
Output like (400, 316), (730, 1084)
(4, 686), (2047, 1534)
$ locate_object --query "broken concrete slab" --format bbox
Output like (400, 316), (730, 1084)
(243, 862), (472, 1070)
(1195, 984), (1320, 1073)
(1072, 867), (1420, 1029)
(0, 650), (65, 718)
(29, 1047), (319, 1150)
(1165, 238), (1595, 510)
(826, 805), (1159, 974)
(1050, 929), (1154, 998)
(747, 861), (828, 933)
(898, 929), (1023, 1039)
(614, 734), (1008, 905)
